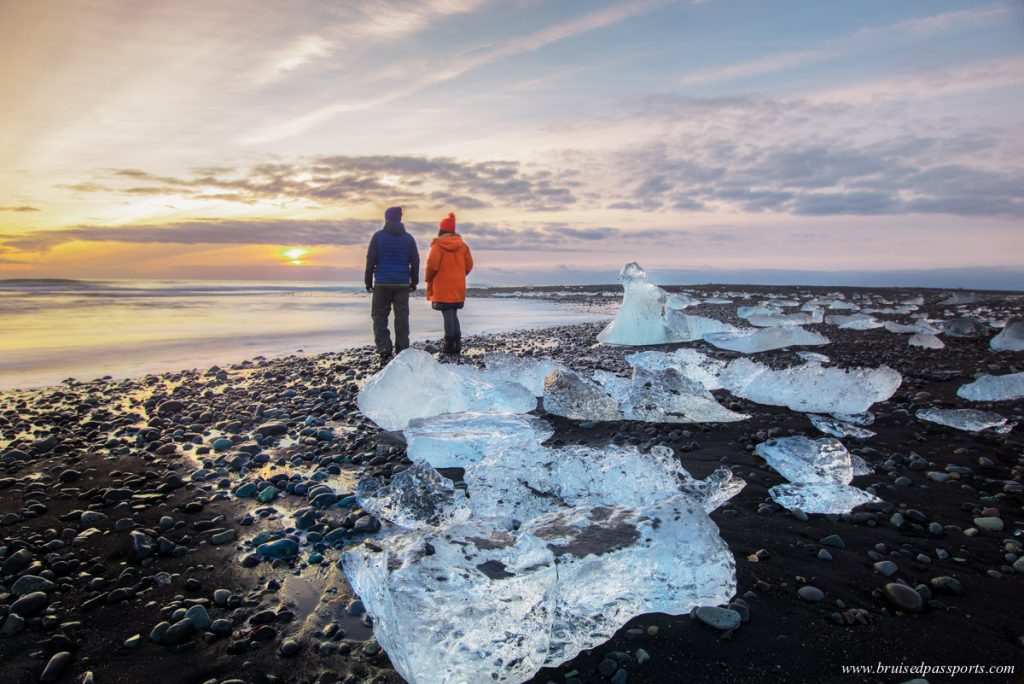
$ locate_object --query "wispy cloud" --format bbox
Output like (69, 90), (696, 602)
(677, 2), (1017, 88)
(0, 218), (676, 253)
(57, 155), (581, 211)
(0, 206), (40, 212)
(245, 0), (679, 142)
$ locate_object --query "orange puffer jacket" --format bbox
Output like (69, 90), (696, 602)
(426, 233), (473, 303)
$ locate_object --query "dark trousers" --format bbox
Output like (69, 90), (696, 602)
(441, 307), (461, 341)
(371, 286), (410, 354)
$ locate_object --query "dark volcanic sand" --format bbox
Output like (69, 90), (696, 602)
(1, 285), (1023, 684)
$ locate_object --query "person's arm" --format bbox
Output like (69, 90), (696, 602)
(408, 236), (420, 289)
(425, 243), (440, 285)
(364, 233), (378, 291)
(464, 244), (473, 275)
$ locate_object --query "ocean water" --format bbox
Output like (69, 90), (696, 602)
(0, 280), (609, 391)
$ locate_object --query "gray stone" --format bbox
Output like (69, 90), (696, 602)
(929, 576), (965, 595)
(797, 586), (825, 602)
(184, 605), (212, 630)
(279, 639), (301, 656)
(256, 539), (298, 559)
(10, 591), (48, 616)
(693, 606), (742, 630)
(162, 618), (196, 645)
(973, 516), (1004, 531)
(129, 530), (154, 560)
(819, 534), (845, 548)
(11, 575), (55, 596)
(883, 583), (923, 613)
(40, 651), (72, 682)
(211, 529), (236, 545)
(874, 561), (898, 577)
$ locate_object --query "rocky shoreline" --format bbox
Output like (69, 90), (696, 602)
(1, 286), (1023, 684)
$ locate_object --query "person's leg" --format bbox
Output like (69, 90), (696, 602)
(371, 287), (394, 356)
(451, 308), (462, 355)
(441, 307), (456, 353)
(393, 287), (411, 352)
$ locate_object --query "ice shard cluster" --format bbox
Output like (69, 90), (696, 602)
(357, 349), (536, 430)
(597, 262), (736, 345)
(344, 435), (743, 684)
(957, 372), (1024, 402)
(754, 436), (880, 513)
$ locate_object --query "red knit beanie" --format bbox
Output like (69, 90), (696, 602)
(439, 212), (456, 233)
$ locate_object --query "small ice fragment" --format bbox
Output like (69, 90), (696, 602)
(543, 368), (623, 421)
(916, 408), (1009, 432)
(769, 483), (881, 514)
(809, 414), (876, 439)
(957, 372), (1024, 402)
(909, 333), (944, 349)
(405, 412), (555, 468)
(826, 314), (883, 330)
(703, 326), (829, 353)
(830, 411), (875, 426)
(796, 351), (831, 363)
(746, 310), (822, 327)
(357, 349), (536, 430)
(357, 462), (470, 530)
(990, 319), (1024, 351)
(884, 321), (938, 334)
(754, 436), (853, 485)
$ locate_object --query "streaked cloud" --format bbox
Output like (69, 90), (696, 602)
(0, 206), (40, 212)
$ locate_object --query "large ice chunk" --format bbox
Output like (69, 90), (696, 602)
(593, 367), (748, 423)
(597, 263), (735, 345)
(342, 519), (559, 684)
(916, 408), (1010, 432)
(909, 333), (944, 349)
(957, 372), (1024, 402)
(480, 352), (570, 397)
(991, 319), (1024, 350)
(942, 317), (988, 338)
(702, 326), (829, 353)
(357, 462), (470, 530)
(465, 443), (745, 524)
(719, 359), (901, 415)
(357, 349), (536, 430)
(754, 437), (853, 485)
(543, 368), (623, 421)
(405, 412), (555, 468)
(522, 497), (736, 665)
(769, 483), (881, 514)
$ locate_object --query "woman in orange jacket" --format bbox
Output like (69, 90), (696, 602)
(425, 212), (473, 356)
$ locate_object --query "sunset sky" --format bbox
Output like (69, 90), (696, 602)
(1, 0), (1022, 286)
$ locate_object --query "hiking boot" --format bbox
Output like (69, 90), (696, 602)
(452, 335), (462, 356)
(377, 349), (393, 366)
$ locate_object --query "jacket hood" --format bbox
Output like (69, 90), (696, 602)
(432, 233), (465, 251)
(383, 221), (406, 235)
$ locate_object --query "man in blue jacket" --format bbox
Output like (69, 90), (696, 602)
(365, 206), (419, 363)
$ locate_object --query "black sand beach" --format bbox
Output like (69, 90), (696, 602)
(1, 285), (1023, 684)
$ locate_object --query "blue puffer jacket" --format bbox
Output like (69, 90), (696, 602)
(364, 222), (419, 287)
